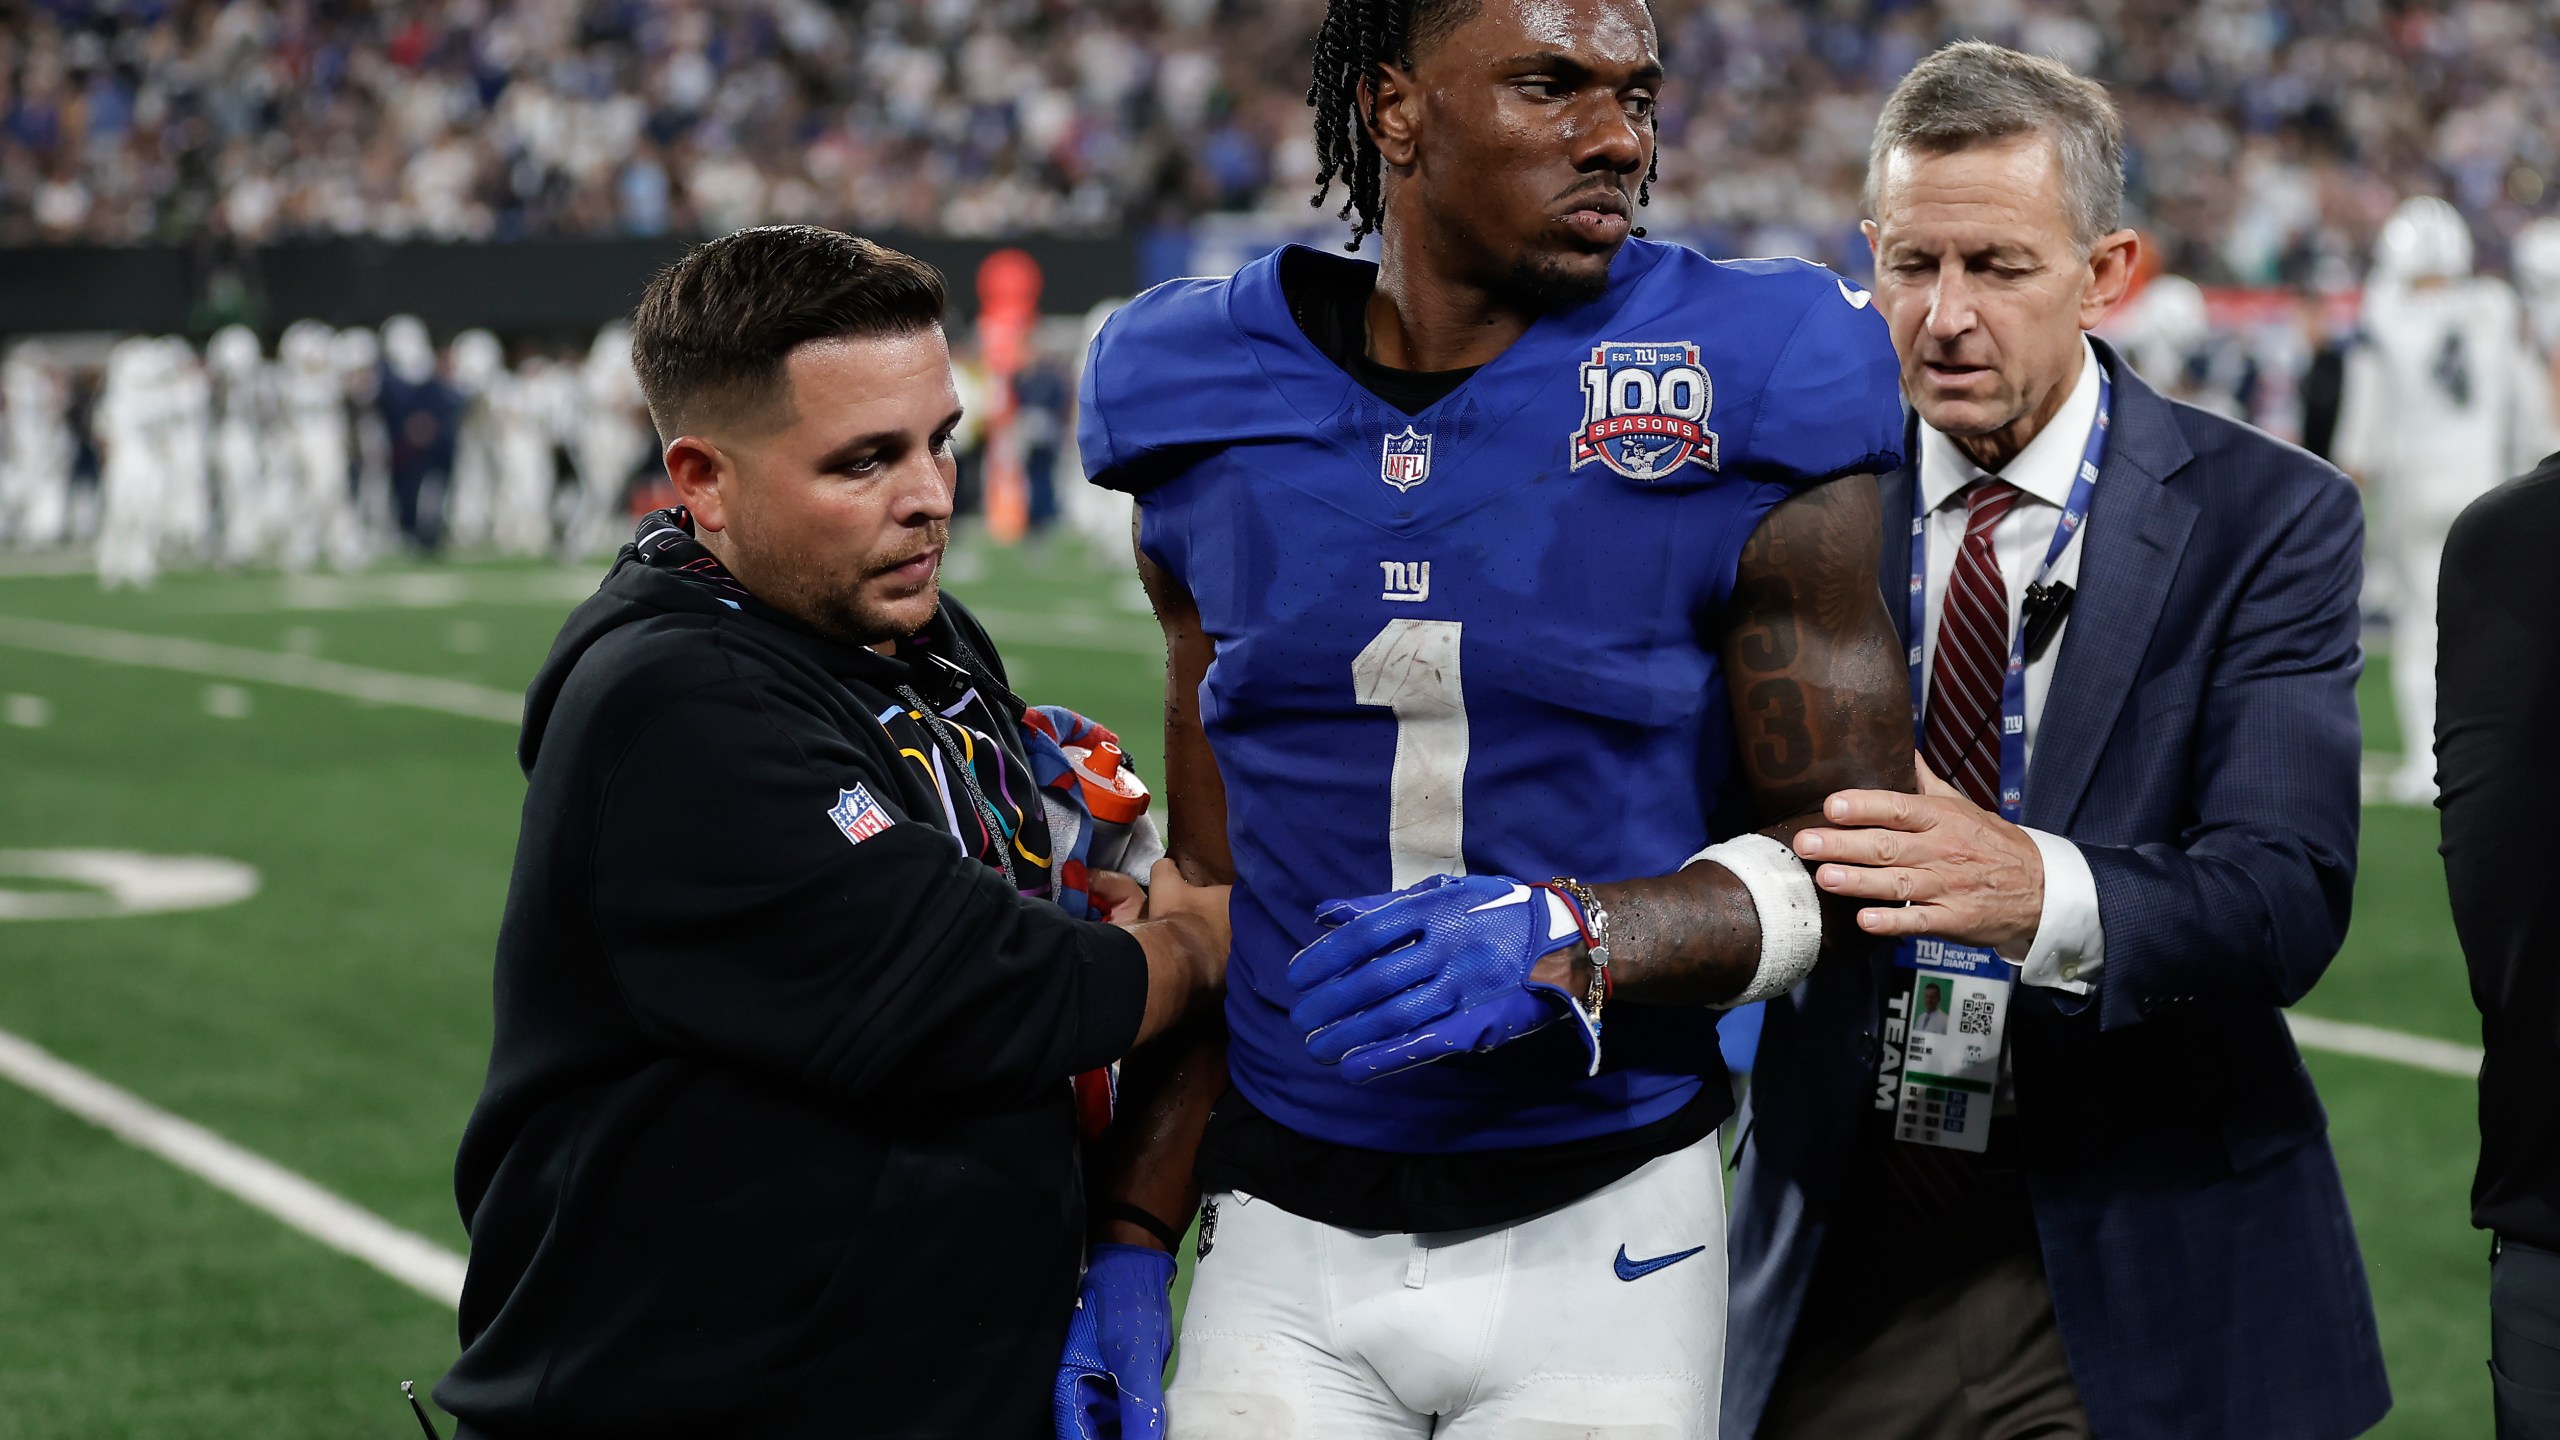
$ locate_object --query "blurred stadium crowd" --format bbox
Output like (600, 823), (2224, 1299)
(5, 0), (2560, 281)
(7, 0), (2560, 589)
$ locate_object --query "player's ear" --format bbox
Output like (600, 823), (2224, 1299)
(663, 435), (735, 533)
(1365, 64), (1421, 169)
(2079, 229), (2142, 330)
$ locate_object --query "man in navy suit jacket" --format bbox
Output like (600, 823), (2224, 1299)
(1727, 44), (2388, 1439)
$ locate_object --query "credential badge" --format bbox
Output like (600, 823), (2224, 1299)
(828, 783), (892, 846)
(1571, 341), (1720, 480)
(1381, 426), (1433, 492)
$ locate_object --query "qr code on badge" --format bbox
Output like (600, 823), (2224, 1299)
(1959, 994), (1996, 1037)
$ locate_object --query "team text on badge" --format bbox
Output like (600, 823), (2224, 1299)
(1571, 341), (1720, 480)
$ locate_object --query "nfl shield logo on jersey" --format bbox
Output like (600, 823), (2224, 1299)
(827, 784), (892, 846)
(1380, 426), (1433, 492)
(1571, 341), (1721, 480)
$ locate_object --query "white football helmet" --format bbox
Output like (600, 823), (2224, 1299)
(2136, 274), (2210, 349)
(448, 328), (505, 393)
(381, 314), (437, 386)
(207, 324), (262, 380)
(2373, 196), (2474, 283)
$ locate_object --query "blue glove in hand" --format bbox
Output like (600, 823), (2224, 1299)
(1054, 1242), (1177, 1440)
(1287, 873), (1598, 1083)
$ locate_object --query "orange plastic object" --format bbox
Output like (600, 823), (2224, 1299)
(1064, 739), (1150, 825)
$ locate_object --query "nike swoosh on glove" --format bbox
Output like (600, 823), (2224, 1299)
(1287, 873), (1597, 1083)
(1054, 1243), (1177, 1440)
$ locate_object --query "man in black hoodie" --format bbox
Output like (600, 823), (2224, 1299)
(435, 227), (1231, 1438)
(2441, 451), (2560, 1437)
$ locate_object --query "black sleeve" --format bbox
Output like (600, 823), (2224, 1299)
(2439, 461), (2560, 1243)
(586, 654), (1150, 1111)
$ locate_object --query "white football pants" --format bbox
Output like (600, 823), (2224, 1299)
(2388, 525), (2449, 802)
(1169, 1132), (1724, 1439)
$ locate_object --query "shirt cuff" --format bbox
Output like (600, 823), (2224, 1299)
(2017, 827), (2103, 994)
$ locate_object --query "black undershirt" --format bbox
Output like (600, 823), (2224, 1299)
(1278, 246), (1480, 415)
(1187, 247), (1733, 1234)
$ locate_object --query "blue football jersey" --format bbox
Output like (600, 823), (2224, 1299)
(1081, 239), (1905, 1154)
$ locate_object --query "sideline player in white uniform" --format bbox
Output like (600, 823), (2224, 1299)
(95, 338), (170, 589)
(160, 337), (215, 565)
(568, 324), (650, 557)
(338, 326), (395, 549)
(208, 325), (280, 567)
(1, 345), (75, 550)
(491, 353), (569, 557)
(2518, 216), (2560, 429)
(444, 328), (506, 552)
(2334, 197), (2551, 802)
(279, 321), (366, 572)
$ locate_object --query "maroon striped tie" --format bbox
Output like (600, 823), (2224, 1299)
(1923, 480), (2021, 811)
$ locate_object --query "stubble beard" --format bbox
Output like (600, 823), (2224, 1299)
(734, 519), (951, 649)
(1501, 246), (1618, 312)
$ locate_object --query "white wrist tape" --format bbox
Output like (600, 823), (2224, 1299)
(1691, 832), (1824, 1006)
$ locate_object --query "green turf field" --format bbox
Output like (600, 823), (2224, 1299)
(0, 540), (2485, 1437)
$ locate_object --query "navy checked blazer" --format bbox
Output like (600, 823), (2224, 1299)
(1725, 342), (2391, 1439)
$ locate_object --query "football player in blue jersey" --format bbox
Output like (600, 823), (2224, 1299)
(1059, 0), (1917, 1434)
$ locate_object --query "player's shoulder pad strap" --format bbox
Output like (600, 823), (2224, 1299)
(1079, 257), (1307, 497)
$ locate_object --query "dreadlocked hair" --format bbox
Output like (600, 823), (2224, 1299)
(1306, 0), (1660, 250)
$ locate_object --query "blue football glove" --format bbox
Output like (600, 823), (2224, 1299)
(1287, 873), (1598, 1083)
(1053, 1242), (1177, 1440)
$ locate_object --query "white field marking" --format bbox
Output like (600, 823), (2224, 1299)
(0, 551), (98, 579)
(203, 683), (252, 719)
(0, 849), (261, 920)
(183, 569), (604, 613)
(4, 692), (50, 727)
(0, 1025), (466, 1308)
(0, 615), (522, 725)
(2288, 1012), (2482, 1079)
(965, 607), (1162, 656)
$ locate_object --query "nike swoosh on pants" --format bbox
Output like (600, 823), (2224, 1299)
(1613, 1243), (1708, 1281)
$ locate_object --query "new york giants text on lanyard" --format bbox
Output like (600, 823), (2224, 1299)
(1881, 373), (2108, 1152)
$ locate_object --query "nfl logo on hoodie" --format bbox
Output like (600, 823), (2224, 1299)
(828, 784), (892, 845)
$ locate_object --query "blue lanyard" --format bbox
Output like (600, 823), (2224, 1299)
(1905, 370), (2109, 824)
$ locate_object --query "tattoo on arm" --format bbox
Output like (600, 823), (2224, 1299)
(1566, 476), (1916, 1006)
(1725, 475), (1912, 821)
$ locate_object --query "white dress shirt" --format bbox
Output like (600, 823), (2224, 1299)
(1915, 337), (2106, 995)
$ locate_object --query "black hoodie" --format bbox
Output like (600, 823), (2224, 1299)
(436, 516), (1148, 1438)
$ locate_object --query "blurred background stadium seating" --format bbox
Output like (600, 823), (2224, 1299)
(0, 2), (2552, 1435)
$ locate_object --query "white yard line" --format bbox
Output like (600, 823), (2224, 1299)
(2288, 1012), (2482, 1079)
(0, 1025), (465, 1308)
(0, 615), (522, 725)
(964, 607), (1164, 656)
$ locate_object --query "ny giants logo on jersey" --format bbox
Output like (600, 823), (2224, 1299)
(1380, 426), (1433, 491)
(1571, 341), (1720, 480)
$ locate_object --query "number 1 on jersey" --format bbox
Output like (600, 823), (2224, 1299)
(1352, 619), (1469, 889)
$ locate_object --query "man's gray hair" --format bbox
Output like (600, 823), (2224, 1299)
(1865, 41), (2126, 250)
